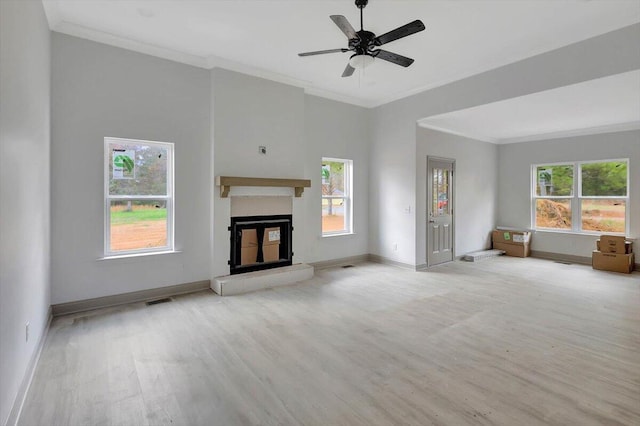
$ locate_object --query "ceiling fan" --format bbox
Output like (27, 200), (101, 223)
(298, 0), (426, 77)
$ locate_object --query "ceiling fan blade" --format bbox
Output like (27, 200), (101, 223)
(373, 50), (415, 67)
(342, 63), (355, 77)
(298, 48), (349, 57)
(374, 20), (425, 46)
(330, 15), (360, 40)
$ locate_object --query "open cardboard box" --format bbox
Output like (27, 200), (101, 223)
(492, 230), (532, 258)
(596, 235), (632, 254)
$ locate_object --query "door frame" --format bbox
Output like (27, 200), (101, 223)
(426, 156), (456, 267)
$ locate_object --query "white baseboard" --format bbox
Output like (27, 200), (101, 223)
(6, 306), (52, 426)
(368, 254), (416, 270)
(531, 250), (592, 265)
(532, 250), (638, 271)
(309, 254), (370, 270)
(51, 280), (211, 316)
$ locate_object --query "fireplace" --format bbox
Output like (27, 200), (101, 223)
(229, 214), (293, 275)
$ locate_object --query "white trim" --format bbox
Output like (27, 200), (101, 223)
(499, 121), (640, 144)
(368, 254), (416, 270)
(98, 250), (182, 261)
(309, 254), (369, 270)
(104, 137), (175, 257)
(8, 307), (52, 426)
(531, 159), (629, 234)
(321, 158), (353, 236)
(51, 21), (209, 69)
(322, 232), (356, 238)
(51, 280), (211, 316)
(418, 121), (640, 146)
(416, 122), (499, 144)
(304, 87), (374, 108)
(46, 19), (373, 108)
(426, 156), (456, 267)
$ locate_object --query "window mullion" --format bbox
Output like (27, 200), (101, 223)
(572, 163), (580, 232)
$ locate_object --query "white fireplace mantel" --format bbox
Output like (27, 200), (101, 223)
(216, 176), (311, 198)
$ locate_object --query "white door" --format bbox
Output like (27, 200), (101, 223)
(427, 157), (454, 266)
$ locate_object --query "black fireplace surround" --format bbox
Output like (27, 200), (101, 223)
(229, 214), (293, 275)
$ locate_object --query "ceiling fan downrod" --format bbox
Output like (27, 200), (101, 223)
(356, 0), (368, 31)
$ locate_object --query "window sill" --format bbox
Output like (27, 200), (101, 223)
(322, 232), (356, 238)
(98, 250), (182, 261)
(533, 229), (627, 237)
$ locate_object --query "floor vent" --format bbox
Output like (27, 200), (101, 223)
(146, 297), (172, 306)
(342, 264), (355, 268)
(554, 261), (572, 265)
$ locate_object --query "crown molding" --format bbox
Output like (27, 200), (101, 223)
(498, 121), (640, 144)
(47, 18), (373, 109)
(303, 87), (375, 108)
(50, 21), (210, 69)
(418, 120), (640, 145)
(416, 122), (498, 144)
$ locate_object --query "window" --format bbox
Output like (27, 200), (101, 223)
(104, 137), (174, 256)
(321, 158), (353, 235)
(532, 159), (628, 234)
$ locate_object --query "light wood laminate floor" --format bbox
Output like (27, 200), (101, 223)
(20, 258), (640, 425)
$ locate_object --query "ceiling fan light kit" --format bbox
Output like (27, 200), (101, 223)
(349, 54), (375, 69)
(298, 0), (426, 77)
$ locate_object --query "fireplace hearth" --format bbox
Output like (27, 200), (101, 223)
(229, 214), (292, 275)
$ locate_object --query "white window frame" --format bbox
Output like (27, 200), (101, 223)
(322, 157), (353, 237)
(531, 158), (629, 235)
(104, 137), (175, 257)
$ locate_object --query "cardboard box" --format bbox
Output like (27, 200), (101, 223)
(492, 230), (531, 245)
(262, 244), (280, 262)
(493, 242), (531, 258)
(264, 227), (281, 244)
(262, 227), (281, 262)
(597, 236), (632, 254)
(592, 251), (634, 274)
(240, 246), (258, 265)
(241, 229), (258, 247)
(492, 230), (531, 257)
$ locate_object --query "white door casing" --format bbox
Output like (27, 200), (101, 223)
(427, 157), (454, 266)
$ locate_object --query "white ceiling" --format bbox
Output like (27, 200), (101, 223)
(42, 0), (640, 107)
(418, 70), (640, 144)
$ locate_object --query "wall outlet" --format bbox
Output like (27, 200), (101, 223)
(259, 145), (266, 155)
(25, 322), (29, 342)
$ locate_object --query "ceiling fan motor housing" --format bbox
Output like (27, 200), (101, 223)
(355, 0), (369, 9)
(349, 30), (377, 55)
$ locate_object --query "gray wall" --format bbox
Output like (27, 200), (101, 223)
(51, 34), (212, 304)
(303, 95), (370, 263)
(211, 69), (371, 277)
(50, 40), (372, 296)
(0, 1), (51, 424)
(370, 24), (640, 266)
(416, 128), (498, 265)
(498, 130), (640, 258)
(211, 69), (307, 278)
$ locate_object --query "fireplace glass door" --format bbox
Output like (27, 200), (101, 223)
(229, 215), (292, 274)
